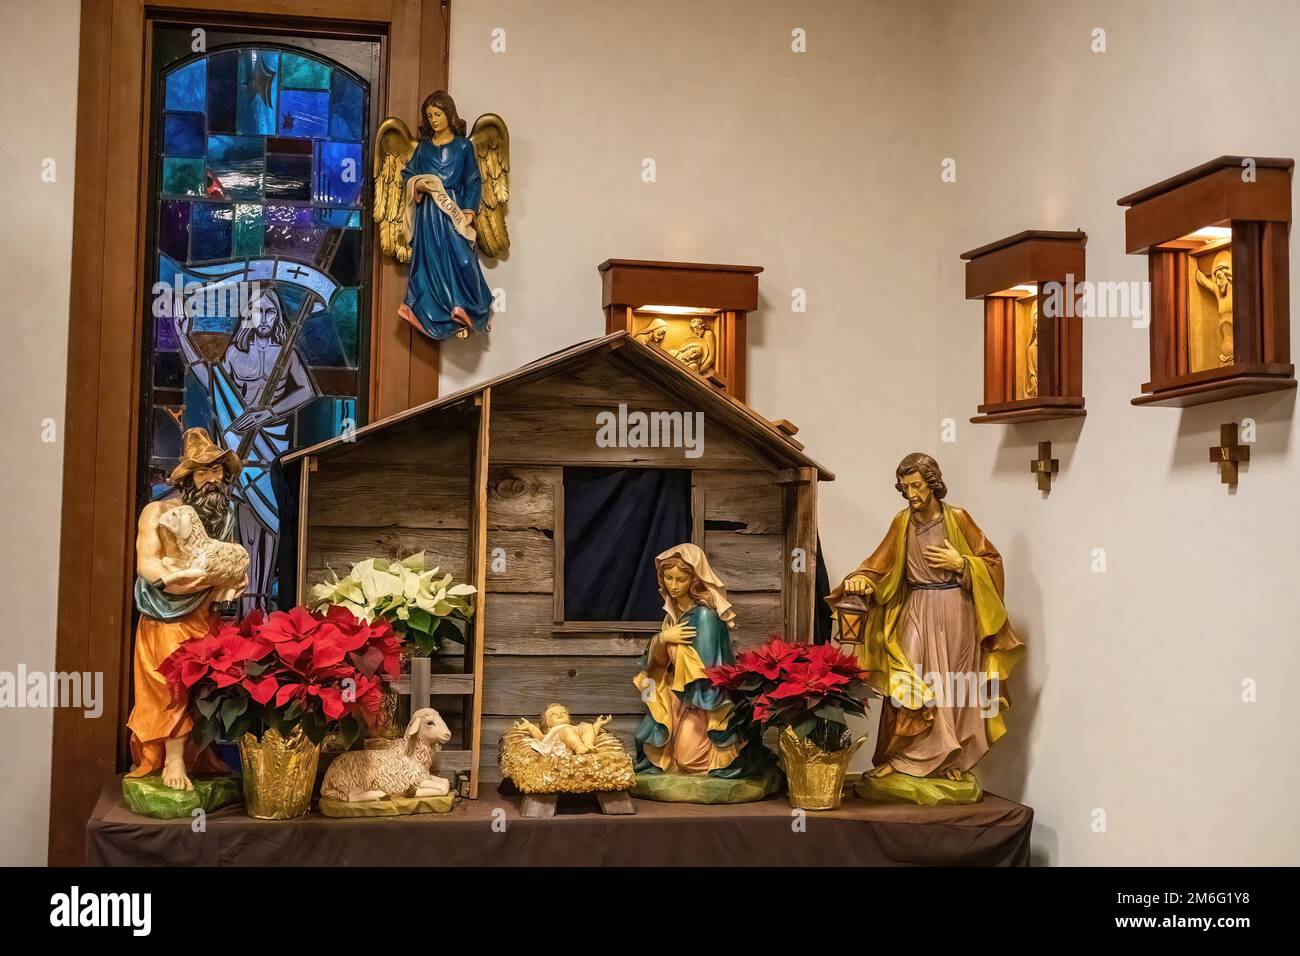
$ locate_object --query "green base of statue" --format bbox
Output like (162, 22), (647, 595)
(318, 793), (456, 817)
(632, 766), (782, 804)
(121, 773), (242, 819)
(854, 770), (983, 806)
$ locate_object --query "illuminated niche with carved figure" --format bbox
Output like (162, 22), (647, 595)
(960, 230), (1087, 424)
(598, 259), (761, 402)
(1119, 156), (1296, 407)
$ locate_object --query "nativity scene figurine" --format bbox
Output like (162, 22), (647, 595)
(828, 453), (1024, 805)
(631, 544), (778, 803)
(498, 704), (636, 818)
(516, 704), (614, 756)
(318, 708), (456, 817)
(373, 90), (510, 341)
(126, 428), (248, 802)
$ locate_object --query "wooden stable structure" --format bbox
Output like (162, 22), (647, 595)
(281, 332), (833, 795)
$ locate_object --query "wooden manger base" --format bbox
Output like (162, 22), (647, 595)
(520, 789), (636, 818)
(86, 776), (1032, 866)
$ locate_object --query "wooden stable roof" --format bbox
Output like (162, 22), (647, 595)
(282, 331), (834, 480)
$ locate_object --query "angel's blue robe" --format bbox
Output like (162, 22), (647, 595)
(401, 136), (493, 340)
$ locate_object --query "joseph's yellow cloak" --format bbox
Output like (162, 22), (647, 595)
(825, 505), (1024, 746)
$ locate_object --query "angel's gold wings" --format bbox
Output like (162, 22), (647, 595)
(373, 117), (417, 263)
(372, 111), (511, 262)
(469, 113), (510, 259)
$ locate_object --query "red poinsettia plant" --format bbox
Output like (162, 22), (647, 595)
(161, 604), (401, 749)
(708, 636), (871, 752)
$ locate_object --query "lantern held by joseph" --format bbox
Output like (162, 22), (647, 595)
(831, 592), (870, 646)
(373, 90), (510, 342)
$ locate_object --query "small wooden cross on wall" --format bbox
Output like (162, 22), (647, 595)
(1029, 440), (1059, 493)
(1210, 422), (1250, 485)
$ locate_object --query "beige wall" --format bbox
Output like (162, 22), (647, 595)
(0, 0), (79, 866)
(445, 0), (945, 568)
(448, 0), (1300, 865)
(4, 0), (1299, 865)
(930, 0), (1300, 865)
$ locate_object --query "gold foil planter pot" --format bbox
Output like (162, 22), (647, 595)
(368, 648), (413, 741)
(368, 687), (407, 740)
(777, 726), (865, 811)
(237, 727), (321, 820)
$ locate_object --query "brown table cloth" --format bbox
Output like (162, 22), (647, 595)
(86, 777), (1032, 866)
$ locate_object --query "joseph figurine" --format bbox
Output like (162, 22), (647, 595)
(826, 453), (1023, 784)
(126, 428), (248, 790)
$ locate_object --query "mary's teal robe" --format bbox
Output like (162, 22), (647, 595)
(633, 604), (756, 778)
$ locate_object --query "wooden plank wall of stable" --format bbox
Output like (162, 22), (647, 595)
(301, 353), (790, 784)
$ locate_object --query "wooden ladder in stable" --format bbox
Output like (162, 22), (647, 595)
(298, 396), (491, 796)
(396, 658), (480, 798)
(395, 389), (490, 797)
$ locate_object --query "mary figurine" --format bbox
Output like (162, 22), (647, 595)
(633, 543), (757, 778)
(374, 91), (510, 341)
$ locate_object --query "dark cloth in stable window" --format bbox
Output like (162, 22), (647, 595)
(563, 468), (691, 622)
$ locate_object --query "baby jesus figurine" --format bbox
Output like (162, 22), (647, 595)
(515, 704), (613, 757)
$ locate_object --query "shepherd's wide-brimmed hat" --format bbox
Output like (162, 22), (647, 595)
(169, 427), (242, 483)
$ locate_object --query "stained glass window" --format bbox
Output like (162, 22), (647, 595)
(143, 36), (376, 611)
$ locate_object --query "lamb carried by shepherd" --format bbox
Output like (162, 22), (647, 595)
(157, 503), (249, 584)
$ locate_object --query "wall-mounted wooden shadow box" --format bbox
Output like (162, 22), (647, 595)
(960, 229), (1087, 424)
(598, 259), (761, 402)
(1119, 155), (1296, 407)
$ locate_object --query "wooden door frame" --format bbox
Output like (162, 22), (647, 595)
(49, 0), (449, 865)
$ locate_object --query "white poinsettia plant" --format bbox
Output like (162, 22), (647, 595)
(309, 551), (476, 656)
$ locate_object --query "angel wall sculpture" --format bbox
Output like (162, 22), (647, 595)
(374, 90), (510, 341)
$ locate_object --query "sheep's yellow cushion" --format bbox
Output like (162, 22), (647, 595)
(318, 793), (456, 817)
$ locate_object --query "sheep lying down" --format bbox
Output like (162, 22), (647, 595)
(321, 708), (453, 802)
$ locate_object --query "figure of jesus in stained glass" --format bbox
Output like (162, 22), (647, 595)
(174, 287), (317, 612)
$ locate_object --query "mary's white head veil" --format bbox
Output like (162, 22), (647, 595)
(654, 542), (736, 629)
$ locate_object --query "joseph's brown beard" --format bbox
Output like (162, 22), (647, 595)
(181, 477), (232, 536)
